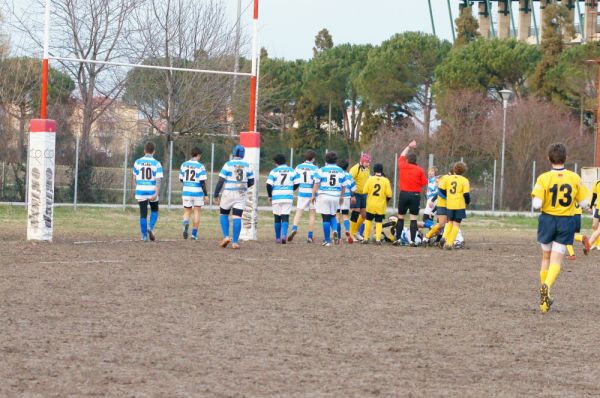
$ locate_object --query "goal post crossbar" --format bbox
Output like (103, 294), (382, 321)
(49, 56), (254, 77)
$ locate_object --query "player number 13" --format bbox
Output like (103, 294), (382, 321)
(549, 183), (572, 207)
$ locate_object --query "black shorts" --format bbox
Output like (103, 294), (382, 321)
(366, 212), (385, 222)
(537, 213), (575, 246)
(573, 214), (582, 234)
(436, 206), (447, 216)
(398, 191), (420, 216)
(138, 200), (159, 218)
(447, 209), (467, 223)
(594, 209), (599, 219)
(352, 193), (367, 209)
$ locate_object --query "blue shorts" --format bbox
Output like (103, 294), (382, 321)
(573, 214), (582, 234)
(594, 209), (599, 219)
(537, 213), (575, 245)
(447, 208), (467, 222)
(352, 193), (367, 209)
(436, 206), (447, 216)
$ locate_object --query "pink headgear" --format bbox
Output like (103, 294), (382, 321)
(360, 153), (372, 165)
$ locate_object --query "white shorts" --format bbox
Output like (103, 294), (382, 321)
(316, 195), (340, 215)
(296, 196), (316, 211)
(339, 197), (351, 211)
(272, 202), (293, 215)
(423, 199), (435, 216)
(182, 197), (204, 208)
(220, 190), (247, 211)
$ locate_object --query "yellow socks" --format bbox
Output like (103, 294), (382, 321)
(575, 233), (583, 242)
(447, 224), (460, 246)
(363, 220), (372, 241)
(540, 270), (548, 285)
(442, 223), (453, 241)
(350, 221), (357, 236)
(426, 224), (441, 239)
(375, 222), (382, 242)
(567, 245), (575, 257)
(544, 263), (561, 289)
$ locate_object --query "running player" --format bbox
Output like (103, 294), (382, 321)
(288, 150), (318, 243)
(311, 151), (348, 246)
(531, 143), (590, 313)
(133, 142), (163, 241)
(349, 153), (371, 241)
(337, 159), (357, 243)
(266, 154), (299, 244)
(179, 147), (208, 240)
(213, 145), (255, 249)
(361, 163), (392, 245)
(565, 202), (591, 260)
(439, 162), (470, 250)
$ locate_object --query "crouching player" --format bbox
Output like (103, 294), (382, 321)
(532, 143), (590, 313)
(267, 154), (299, 244)
(179, 147), (208, 240)
(424, 169), (451, 246)
(439, 162), (470, 250)
(133, 142), (163, 241)
(362, 163), (392, 245)
(311, 151), (348, 246)
(337, 159), (357, 243)
(213, 145), (255, 249)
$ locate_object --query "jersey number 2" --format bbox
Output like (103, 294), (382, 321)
(373, 184), (381, 196)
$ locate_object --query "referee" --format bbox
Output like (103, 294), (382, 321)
(394, 140), (427, 246)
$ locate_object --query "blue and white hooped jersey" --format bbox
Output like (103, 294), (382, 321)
(294, 161), (318, 199)
(343, 172), (357, 198)
(219, 159), (254, 192)
(312, 164), (348, 198)
(179, 160), (207, 200)
(426, 176), (438, 200)
(133, 155), (164, 201)
(267, 165), (299, 204)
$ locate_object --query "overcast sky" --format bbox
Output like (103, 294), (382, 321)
(4, 0), (543, 60)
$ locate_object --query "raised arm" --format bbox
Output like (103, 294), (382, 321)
(400, 140), (417, 157)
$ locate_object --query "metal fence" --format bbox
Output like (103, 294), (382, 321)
(1, 139), (578, 213)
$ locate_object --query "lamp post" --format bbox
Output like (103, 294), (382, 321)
(499, 89), (513, 210)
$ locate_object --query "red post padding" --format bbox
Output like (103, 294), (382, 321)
(240, 131), (260, 148)
(30, 119), (57, 133)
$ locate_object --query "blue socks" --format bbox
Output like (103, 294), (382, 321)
(149, 211), (158, 230)
(308, 231), (313, 240)
(192, 228), (198, 238)
(359, 223), (365, 235)
(140, 218), (148, 238)
(220, 214), (230, 238)
(274, 222), (282, 240)
(232, 218), (242, 244)
(183, 219), (189, 226)
(323, 221), (331, 242)
(337, 221), (341, 236)
(292, 225), (298, 232)
(281, 221), (289, 239)
(344, 219), (350, 233)
(330, 216), (338, 237)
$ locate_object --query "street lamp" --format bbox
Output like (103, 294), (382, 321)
(499, 89), (513, 210)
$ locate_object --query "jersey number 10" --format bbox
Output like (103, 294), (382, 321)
(140, 167), (153, 180)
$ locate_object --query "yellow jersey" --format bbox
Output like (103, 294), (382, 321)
(594, 181), (600, 207)
(574, 202), (582, 215)
(445, 175), (470, 210)
(349, 164), (371, 194)
(364, 175), (392, 215)
(531, 169), (590, 216)
(437, 175), (448, 207)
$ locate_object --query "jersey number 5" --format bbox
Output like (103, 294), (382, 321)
(329, 174), (337, 186)
(549, 184), (573, 207)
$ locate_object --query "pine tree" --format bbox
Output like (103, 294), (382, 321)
(454, 5), (480, 47)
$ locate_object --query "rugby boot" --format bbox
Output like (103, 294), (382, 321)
(539, 283), (551, 313)
(219, 237), (231, 248)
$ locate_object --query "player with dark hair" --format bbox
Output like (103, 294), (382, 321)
(311, 151), (348, 246)
(361, 163), (392, 245)
(337, 159), (357, 243)
(267, 154), (299, 244)
(349, 153), (371, 241)
(439, 162), (470, 250)
(532, 143), (590, 313)
(133, 142), (163, 241)
(179, 147), (207, 240)
(395, 140), (427, 246)
(289, 150), (319, 243)
(213, 145), (255, 249)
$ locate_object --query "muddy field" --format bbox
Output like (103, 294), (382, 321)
(2, 224), (600, 397)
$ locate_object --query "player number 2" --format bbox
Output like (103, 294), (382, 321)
(373, 184), (381, 196)
(549, 183), (572, 207)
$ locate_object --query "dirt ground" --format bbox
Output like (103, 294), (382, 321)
(2, 225), (600, 397)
